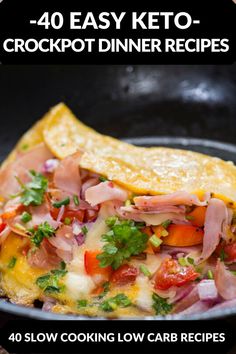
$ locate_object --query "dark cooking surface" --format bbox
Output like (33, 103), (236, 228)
(0, 65), (236, 160)
(0, 65), (236, 323)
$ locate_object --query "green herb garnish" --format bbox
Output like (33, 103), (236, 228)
(77, 299), (88, 308)
(187, 257), (195, 265)
(105, 216), (118, 227)
(29, 221), (55, 247)
(178, 257), (187, 267)
(161, 219), (172, 229)
(207, 270), (214, 279)
(149, 235), (162, 248)
(100, 293), (131, 312)
(97, 282), (110, 299)
(152, 293), (172, 315)
(186, 215), (194, 221)
(81, 226), (88, 235)
(64, 217), (71, 225)
(97, 219), (148, 270)
(21, 211), (32, 223)
(36, 267), (67, 294)
(73, 195), (80, 206)
(8, 256), (17, 269)
(99, 176), (108, 182)
(220, 249), (227, 262)
(140, 264), (151, 277)
(52, 197), (70, 208)
(17, 170), (48, 206)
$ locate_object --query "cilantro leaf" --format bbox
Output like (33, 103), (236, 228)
(97, 219), (148, 270)
(152, 293), (172, 315)
(36, 266), (67, 294)
(17, 170), (48, 206)
(29, 221), (55, 247)
(100, 293), (131, 312)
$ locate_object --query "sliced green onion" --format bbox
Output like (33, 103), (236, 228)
(178, 257), (187, 266)
(149, 235), (162, 248)
(8, 256), (17, 269)
(125, 199), (131, 207)
(207, 270), (214, 279)
(161, 219), (171, 229)
(21, 211), (32, 223)
(64, 217), (71, 225)
(161, 229), (169, 237)
(140, 264), (151, 277)
(187, 257), (195, 265)
(77, 299), (88, 308)
(52, 197), (70, 208)
(186, 215), (194, 221)
(14, 223), (26, 232)
(73, 195), (80, 206)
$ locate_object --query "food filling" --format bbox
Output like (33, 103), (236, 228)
(0, 142), (236, 317)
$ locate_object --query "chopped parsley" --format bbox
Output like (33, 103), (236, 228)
(52, 197), (70, 208)
(105, 216), (118, 227)
(21, 211), (32, 223)
(73, 195), (80, 206)
(81, 225), (88, 235)
(17, 170), (48, 206)
(77, 299), (88, 308)
(29, 221), (55, 247)
(97, 219), (148, 270)
(8, 256), (17, 269)
(100, 293), (131, 312)
(96, 282), (110, 299)
(36, 266), (67, 294)
(64, 217), (71, 225)
(152, 293), (172, 316)
(187, 257), (195, 265)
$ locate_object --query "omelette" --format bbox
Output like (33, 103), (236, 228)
(0, 103), (236, 318)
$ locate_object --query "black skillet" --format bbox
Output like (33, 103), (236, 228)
(0, 65), (236, 320)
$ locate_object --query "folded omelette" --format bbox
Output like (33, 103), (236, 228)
(0, 103), (236, 318)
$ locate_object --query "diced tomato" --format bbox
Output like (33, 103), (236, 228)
(110, 264), (138, 285)
(50, 207), (84, 223)
(163, 224), (204, 246)
(216, 242), (236, 262)
(84, 250), (112, 280)
(0, 222), (6, 233)
(154, 258), (199, 290)
(187, 206), (206, 227)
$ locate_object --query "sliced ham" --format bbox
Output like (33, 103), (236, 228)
(53, 151), (81, 195)
(85, 181), (128, 207)
(48, 225), (75, 262)
(28, 239), (61, 270)
(29, 203), (59, 229)
(134, 191), (209, 209)
(0, 143), (52, 198)
(81, 177), (99, 200)
(199, 198), (228, 262)
(215, 260), (236, 300)
(120, 204), (185, 214)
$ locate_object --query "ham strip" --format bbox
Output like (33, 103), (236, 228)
(53, 151), (81, 195)
(0, 143), (52, 198)
(134, 191), (209, 209)
(85, 181), (128, 207)
(199, 198), (228, 262)
(215, 260), (236, 300)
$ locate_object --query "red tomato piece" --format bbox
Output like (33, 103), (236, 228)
(50, 207), (84, 223)
(84, 250), (112, 280)
(110, 264), (138, 285)
(154, 258), (199, 290)
(0, 222), (6, 233)
(216, 242), (236, 262)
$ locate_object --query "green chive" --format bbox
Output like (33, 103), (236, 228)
(21, 211), (32, 223)
(207, 270), (214, 279)
(178, 257), (187, 266)
(8, 256), (17, 269)
(73, 195), (80, 206)
(161, 219), (171, 229)
(99, 176), (107, 182)
(140, 264), (151, 277)
(14, 223), (26, 232)
(52, 197), (70, 208)
(81, 226), (88, 235)
(64, 217), (71, 225)
(149, 235), (162, 248)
